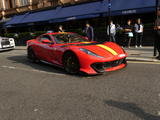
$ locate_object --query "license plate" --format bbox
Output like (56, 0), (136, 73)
(3, 45), (10, 48)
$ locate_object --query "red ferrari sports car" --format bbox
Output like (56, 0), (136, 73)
(27, 32), (127, 75)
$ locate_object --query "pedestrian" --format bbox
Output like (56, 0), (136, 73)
(83, 23), (94, 41)
(134, 18), (144, 48)
(124, 20), (134, 48)
(107, 20), (116, 42)
(155, 9), (160, 60)
(58, 25), (65, 32)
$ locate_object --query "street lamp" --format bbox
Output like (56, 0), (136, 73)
(108, 0), (111, 41)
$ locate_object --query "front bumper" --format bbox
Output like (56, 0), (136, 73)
(0, 46), (15, 51)
(79, 54), (127, 75)
(91, 58), (127, 73)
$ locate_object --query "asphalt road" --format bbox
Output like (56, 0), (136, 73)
(0, 47), (160, 120)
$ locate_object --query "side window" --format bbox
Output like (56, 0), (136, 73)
(54, 34), (69, 43)
(39, 35), (52, 42)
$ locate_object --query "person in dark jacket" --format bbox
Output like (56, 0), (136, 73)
(155, 9), (160, 60)
(84, 23), (94, 41)
(124, 20), (134, 48)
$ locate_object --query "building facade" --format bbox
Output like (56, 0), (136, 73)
(0, 0), (56, 19)
(0, 0), (93, 19)
(0, 0), (156, 46)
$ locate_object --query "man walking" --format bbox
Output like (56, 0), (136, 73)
(107, 20), (116, 42)
(84, 23), (94, 41)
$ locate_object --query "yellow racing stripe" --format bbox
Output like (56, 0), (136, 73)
(97, 44), (118, 55)
(80, 42), (91, 43)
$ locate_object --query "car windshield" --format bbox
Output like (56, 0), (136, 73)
(53, 33), (88, 44)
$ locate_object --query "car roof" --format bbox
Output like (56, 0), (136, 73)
(47, 32), (75, 35)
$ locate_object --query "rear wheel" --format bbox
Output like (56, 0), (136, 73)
(63, 52), (80, 74)
(27, 47), (39, 63)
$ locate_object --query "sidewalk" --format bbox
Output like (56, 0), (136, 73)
(124, 47), (160, 62)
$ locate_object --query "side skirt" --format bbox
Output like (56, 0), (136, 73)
(40, 60), (64, 69)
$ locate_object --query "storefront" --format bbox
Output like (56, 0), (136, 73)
(3, 0), (157, 45)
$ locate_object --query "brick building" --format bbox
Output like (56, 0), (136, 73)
(0, 0), (93, 19)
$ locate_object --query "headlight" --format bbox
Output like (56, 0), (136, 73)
(9, 38), (14, 41)
(9, 38), (15, 46)
(119, 54), (126, 58)
(80, 48), (103, 58)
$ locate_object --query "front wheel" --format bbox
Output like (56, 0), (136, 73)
(27, 47), (39, 63)
(63, 52), (80, 74)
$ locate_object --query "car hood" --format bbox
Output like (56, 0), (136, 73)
(61, 42), (125, 58)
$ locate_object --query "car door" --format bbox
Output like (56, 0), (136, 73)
(37, 35), (56, 62)
(43, 35), (63, 65)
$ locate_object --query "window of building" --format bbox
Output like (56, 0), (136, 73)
(5, 0), (17, 9)
(19, 0), (29, 6)
(0, 1), (3, 10)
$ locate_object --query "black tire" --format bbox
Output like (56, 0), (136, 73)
(27, 47), (39, 63)
(63, 52), (80, 74)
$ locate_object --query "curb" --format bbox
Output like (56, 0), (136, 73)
(126, 57), (160, 62)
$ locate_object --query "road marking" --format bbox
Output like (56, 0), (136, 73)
(128, 61), (160, 65)
(34, 108), (39, 112)
(1, 65), (66, 76)
(0, 53), (27, 56)
(158, 111), (160, 116)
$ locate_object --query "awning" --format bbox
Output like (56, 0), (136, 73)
(4, 1), (102, 27)
(49, 14), (100, 23)
(4, 0), (156, 27)
(101, 0), (156, 16)
(49, 1), (103, 23)
(20, 7), (61, 24)
(0, 18), (11, 24)
(0, 18), (11, 28)
(4, 13), (29, 27)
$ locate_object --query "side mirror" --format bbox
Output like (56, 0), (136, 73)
(41, 39), (52, 44)
(84, 37), (89, 40)
(83, 37), (91, 41)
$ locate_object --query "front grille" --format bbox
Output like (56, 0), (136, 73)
(109, 58), (124, 67)
(91, 58), (126, 73)
(1, 38), (10, 46)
